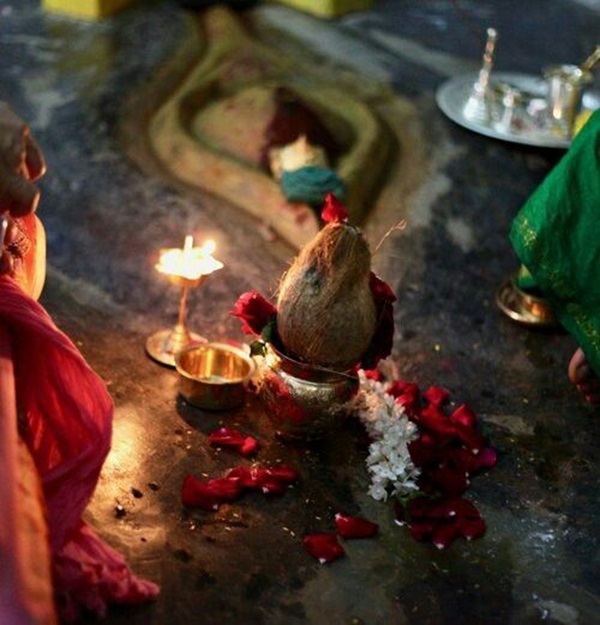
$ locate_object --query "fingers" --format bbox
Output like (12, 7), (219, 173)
(568, 347), (600, 404)
(0, 219), (22, 278)
(568, 347), (591, 385)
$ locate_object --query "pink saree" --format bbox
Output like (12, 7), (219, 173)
(0, 274), (159, 622)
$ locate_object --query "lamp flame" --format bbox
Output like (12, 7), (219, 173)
(156, 235), (223, 281)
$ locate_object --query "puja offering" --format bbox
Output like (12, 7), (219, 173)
(175, 342), (256, 411)
(231, 194), (397, 440)
(437, 33), (600, 147)
(276, 219), (376, 370)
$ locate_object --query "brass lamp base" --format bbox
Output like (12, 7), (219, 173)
(496, 275), (559, 328)
(145, 325), (206, 367)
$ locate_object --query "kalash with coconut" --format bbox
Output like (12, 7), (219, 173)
(231, 193), (397, 440)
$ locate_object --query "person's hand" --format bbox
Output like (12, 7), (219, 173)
(0, 102), (45, 217)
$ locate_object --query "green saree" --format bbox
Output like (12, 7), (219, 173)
(510, 109), (600, 375)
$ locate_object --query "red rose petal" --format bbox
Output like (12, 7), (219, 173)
(409, 519), (436, 542)
(431, 522), (462, 550)
(423, 386), (450, 407)
(450, 403), (477, 428)
(426, 465), (470, 496)
(206, 476), (244, 501)
(239, 436), (260, 456)
(334, 513), (378, 539)
(209, 428), (260, 457)
(226, 464), (299, 495)
(362, 369), (384, 382)
(303, 532), (346, 563)
(260, 479), (288, 496)
(266, 464), (299, 484)
(208, 427), (246, 446)
(321, 193), (349, 223)
(460, 516), (487, 541)
(477, 446), (498, 470)
(181, 475), (222, 511)
(230, 290), (277, 336)
(361, 272), (397, 370)
(387, 380), (419, 399)
(226, 466), (262, 489)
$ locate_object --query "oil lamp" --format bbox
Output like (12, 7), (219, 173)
(146, 234), (223, 367)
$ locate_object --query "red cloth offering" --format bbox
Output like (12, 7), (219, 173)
(0, 275), (158, 621)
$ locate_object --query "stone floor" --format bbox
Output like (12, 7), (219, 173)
(3, 0), (600, 623)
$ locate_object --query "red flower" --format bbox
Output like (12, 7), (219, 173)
(361, 272), (397, 370)
(208, 427), (259, 457)
(403, 496), (486, 549)
(321, 193), (349, 223)
(230, 290), (277, 336)
(303, 532), (346, 563)
(334, 513), (378, 539)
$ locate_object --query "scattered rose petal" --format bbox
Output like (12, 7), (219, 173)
(303, 532), (345, 563)
(460, 516), (487, 541)
(321, 193), (348, 223)
(208, 427), (245, 446)
(449, 403), (477, 428)
(226, 466), (261, 489)
(208, 427), (259, 457)
(334, 513), (378, 539)
(239, 436), (260, 456)
(423, 386), (450, 407)
(387, 380), (420, 414)
(266, 464), (300, 484)
(260, 479), (288, 496)
(205, 476), (243, 501)
(226, 463), (299, 494)
(407, 496), (486, 548)
(431, 522), (462, 550)
(181, 475), (223, 511)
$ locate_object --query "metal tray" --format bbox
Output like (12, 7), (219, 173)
(436, 71), (599, 148)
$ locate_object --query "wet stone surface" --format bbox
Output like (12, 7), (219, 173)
(4, 0), (600, 623)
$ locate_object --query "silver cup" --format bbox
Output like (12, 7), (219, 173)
(544, 64), (593, 137)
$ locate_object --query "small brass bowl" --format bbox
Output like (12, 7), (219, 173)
(175, 342), (256, 410)
(496, 274), (559, 328)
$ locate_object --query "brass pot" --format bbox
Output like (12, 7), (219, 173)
(176, 342), (256, 410)
(260, 343), (359, 441)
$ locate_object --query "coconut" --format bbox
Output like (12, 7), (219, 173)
(276, 221), (376, 369)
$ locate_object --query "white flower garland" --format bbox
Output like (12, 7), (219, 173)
(354, 371), (421, 501)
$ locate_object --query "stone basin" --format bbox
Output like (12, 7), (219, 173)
(122, 6), (427, 249)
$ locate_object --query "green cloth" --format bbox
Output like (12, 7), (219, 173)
(509, 108), (600, 375)
(281, 165), (346, 206)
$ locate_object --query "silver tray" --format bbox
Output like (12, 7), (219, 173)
(436, 71), (600, 148)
